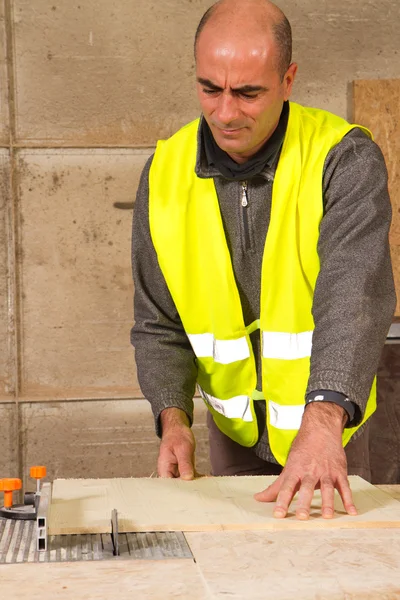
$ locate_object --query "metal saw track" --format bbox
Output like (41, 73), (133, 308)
(0, 518), (193, 564)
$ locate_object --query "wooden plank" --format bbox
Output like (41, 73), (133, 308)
(185, 529), (400, 600)
(0, 559), (208, 600)
(49, 475), (400, 535)
(353, 79), (400, 314)
(377, 484), (400, 501)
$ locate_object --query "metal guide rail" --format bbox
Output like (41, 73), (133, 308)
(0, 468), (51, 552)
(0, 518), (193, 564)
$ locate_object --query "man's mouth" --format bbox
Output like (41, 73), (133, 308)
(217, 127), (243, 135)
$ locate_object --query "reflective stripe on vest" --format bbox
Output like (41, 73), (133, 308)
(199, 386), (253, 422)
(262, 331), (313, 360)
(188, 330), (313, 362)
(200, 387), (305, 430)
(187, 333), (250, 364)
(269, 400), (304, 430)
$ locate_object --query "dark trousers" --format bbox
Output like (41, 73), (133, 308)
(207, 411), (371, 481)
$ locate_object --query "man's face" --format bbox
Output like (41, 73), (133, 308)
(196, 32), (297, 162)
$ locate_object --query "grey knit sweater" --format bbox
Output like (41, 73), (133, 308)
(131, 112), (396, 463)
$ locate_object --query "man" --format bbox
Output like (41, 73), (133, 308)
(131, 0), (395, 520)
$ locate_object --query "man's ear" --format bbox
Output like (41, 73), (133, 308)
(283, 63), (298, 101)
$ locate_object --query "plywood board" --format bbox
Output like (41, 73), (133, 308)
(49, 475), (400, 535)
(377, 484), (400, 502)
(353, 79), (400, 314)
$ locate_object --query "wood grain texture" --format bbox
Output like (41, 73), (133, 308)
(49, 475), (400, 535)
(353, 79), (400, 314)
(377, 484), (400, 502)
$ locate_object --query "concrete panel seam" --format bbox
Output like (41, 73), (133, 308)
(4, 0), (22, 483)
(13, 146), (157, 152)
(4, 0), (16, 145)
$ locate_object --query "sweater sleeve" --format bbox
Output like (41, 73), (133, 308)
(307, 128), (396, 425)
(130, 155), (198, 437)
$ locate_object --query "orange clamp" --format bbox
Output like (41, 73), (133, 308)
(30, 466), (47, 480)
(0, 478), (22, 508)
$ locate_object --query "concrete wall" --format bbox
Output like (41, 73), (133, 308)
(0, 0), (399, 484)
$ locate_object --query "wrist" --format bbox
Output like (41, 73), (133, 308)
(160, 407), (190, 432)
(302, 401), (347, 432)
(306, 390), (354, 426)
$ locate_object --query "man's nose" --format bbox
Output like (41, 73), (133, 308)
(214, 93), (240, 126)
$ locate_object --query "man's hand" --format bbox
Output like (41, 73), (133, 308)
(158, 407), (196, 480)
(254, 402), (357, 520)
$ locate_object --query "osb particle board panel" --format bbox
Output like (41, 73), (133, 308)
(1, 560), (209, 600)
(185, 529), (400, 600)
(353, 79), (400, 314)
(49, 475), (400, 535)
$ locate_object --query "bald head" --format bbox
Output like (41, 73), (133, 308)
(194, 0), (292, 80)
(194, 0), (297, 163)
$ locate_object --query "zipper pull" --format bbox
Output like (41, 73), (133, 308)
(241, 181), (248, 207)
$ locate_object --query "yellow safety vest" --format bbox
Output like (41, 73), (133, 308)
(149, 102), (376, 466)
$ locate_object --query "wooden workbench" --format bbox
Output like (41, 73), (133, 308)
(2, 485), (400, 600)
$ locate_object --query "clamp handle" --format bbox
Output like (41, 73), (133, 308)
(30, 466), (47, 480)
(30, 466), (47, 495)
(0, 478), (22, 508)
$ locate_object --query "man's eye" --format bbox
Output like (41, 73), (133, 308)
(203, 88), (218, 95)
(240, 93), (257, 99)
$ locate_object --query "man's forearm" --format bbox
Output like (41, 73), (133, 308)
(308, 129), (396, 422)
(131, 155), (198, 437)
(133, 328), (197, 436)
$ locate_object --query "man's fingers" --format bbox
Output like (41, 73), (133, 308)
(295, 476), (318, 520)
(320, 478), (335, 519)
(157, 456), (179, 478)
(158, 453), (194, 480)
(157, 444), (181, 478)
(177, 460), (195, 480)
(157, 427), (196, 480)
(254, 476), (281, 503)
(273, 475), (301, 518)
(337, 476), (357, 516)
(175, 446), (195, 480)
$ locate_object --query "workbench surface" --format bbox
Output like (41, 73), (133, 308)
(2, 484), (400, 600)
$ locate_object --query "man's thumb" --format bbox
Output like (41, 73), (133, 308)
(177, 453), (195, 480)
